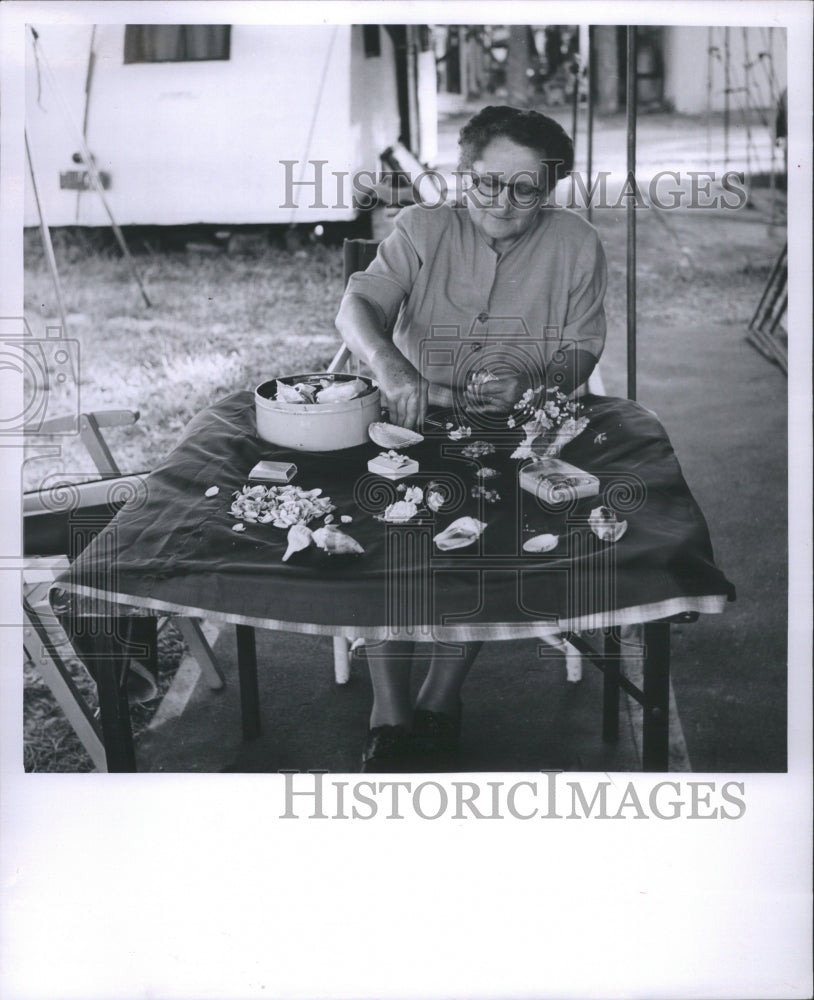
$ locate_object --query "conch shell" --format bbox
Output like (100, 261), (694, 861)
(588, 506), (628, 543)
(368, 422), (424, 449)
(316, 378), (368, 404)
(282, 523), (313, 562)
(522, 533), (559, 553)
(312, 525), (365, 556)
(433, 516), (487, 551)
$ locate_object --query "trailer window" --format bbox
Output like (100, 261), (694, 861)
(124, 25), (231, 63)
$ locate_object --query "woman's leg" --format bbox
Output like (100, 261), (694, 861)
(415, 640), (482, 715)
(366, 639), (415, 729)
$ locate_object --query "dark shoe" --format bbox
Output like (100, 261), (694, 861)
(361, 724), (414, 773)
(412, 704), (462, 755)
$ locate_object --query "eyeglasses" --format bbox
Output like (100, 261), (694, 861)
(468, 172), (546, 205)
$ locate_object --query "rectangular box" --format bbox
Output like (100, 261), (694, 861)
(519, 458), (599, 503)
(248, 460), (297, 483)
(367, 454), (419, 481)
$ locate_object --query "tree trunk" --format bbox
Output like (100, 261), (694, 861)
(506, 25), (530, 107)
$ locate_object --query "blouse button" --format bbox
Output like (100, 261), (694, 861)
(471, 342), (482, 351)
(477, 312), (489, 323)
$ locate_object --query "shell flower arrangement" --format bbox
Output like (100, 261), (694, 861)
(508, 388), (589, 460)
(379, 483), (445, 524)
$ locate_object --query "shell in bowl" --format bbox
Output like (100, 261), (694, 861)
(368, 422), (424, 449)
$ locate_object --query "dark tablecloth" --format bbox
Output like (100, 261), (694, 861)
(53, 392), (735, 639)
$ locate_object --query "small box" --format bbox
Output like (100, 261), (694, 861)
(519, 458), (599, 503)
(367, 454), (419, 481)
(248, 460), (297, 483)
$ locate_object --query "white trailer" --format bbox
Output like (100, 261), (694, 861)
(24, 22), (437, 227)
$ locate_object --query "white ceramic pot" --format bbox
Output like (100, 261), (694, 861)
(255, 373), (381, 451)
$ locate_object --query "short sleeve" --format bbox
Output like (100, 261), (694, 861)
(342, 207), (425, 331)
(561, 229), (607, 361)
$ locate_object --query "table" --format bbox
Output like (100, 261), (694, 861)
(52, 391), (735, 771)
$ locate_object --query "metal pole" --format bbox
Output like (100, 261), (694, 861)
(29, 26), (153, 308)
(25, 129), (70, 337)
(723, 27), (730, 171)
(570, 55), (580, 161)
(586, 26), (595, 222)
(705, 28), (713, 169)
(626, 26), (637, 402)
(76, 24), (96, 221)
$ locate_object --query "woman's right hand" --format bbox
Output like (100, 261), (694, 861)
(370, 348), (429, 431)
(336, 294), (428, 430)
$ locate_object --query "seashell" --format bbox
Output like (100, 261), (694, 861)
(433, 516), (487, 551)
(340, 515), (353, 523)
(204, 485), (220, 497)
(588, 506), (628, 543)
(282, 523), (313, 562)
(316, 378), (368, 403)
(381, 500), (418, 523)
(368, 422), (424, 449)
(232, 523), (246, 533)
(523, 533), (559, 553)
(312, 525), (365, 556)
(275, 380), (309, 403)
(292, 382), (318, 403)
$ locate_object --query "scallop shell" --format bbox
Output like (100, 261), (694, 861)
(312, 526), (365, 556)
(316, 378), (368, 403)
(282, 523), (313, 562)
(368, 422), (424, 449)
(433, 516), (487, 551)
(522, 533), (559, 553)
(588, 506), (628, 543)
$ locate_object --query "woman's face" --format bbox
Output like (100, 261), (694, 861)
(464, 137), (547, 250)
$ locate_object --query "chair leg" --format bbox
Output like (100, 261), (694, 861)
(333, 636), (351, 684)
(173, 617), (225, 689)
(235, 625), (261, 741)
(602, 627), (621, 743)
(642, 621), (671, 771)
(23, 606), (108, 771)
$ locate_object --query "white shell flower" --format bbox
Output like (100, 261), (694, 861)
(426, 489), (445, 512)
(382, 500), (418, 523)
(403, 486), (423, 505)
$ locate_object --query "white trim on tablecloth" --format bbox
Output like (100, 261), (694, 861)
(51, 582), (729, 642)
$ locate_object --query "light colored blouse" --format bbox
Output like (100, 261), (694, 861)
(344, 202), (607, 399)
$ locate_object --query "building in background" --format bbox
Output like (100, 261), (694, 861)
(434, 24), (785, 118)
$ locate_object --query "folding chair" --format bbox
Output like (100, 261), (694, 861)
(23, 409), (225, 771)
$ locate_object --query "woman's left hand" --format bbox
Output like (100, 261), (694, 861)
(462, 372), (529, 416)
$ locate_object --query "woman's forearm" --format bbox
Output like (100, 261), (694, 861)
(335, 293), (428, 428)
(335, 294), (403, 376)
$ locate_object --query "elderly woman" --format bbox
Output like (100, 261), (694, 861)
(336, 105), (607, 771)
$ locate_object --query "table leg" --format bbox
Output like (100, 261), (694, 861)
(642, 621), (671, 771)
(89, 617), (155, 772)
(235, 624), (261, 741)
(602, 627), (622, 743)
